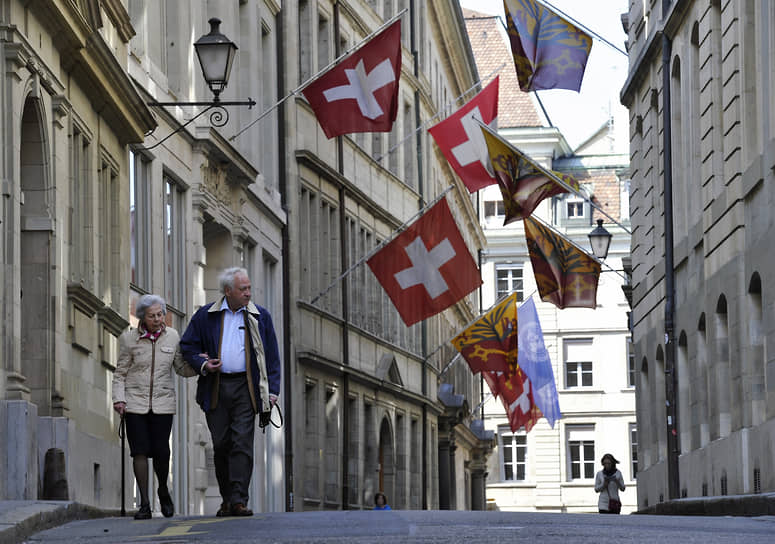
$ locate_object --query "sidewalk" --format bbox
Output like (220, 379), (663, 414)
(636, 492), (775, 516)
(0, 501), (119, 544)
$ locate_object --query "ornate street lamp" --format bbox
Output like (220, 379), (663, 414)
(194, 18), (238, 103)
(588, 219), (612, 260)
(145, 17), (255, 148)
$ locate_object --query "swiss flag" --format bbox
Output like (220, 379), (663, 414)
(302, 21), (402, 139)
(428, 77), (499, 193)
(367, 197), (482, 327)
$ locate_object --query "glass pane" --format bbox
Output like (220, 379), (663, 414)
(584, 443), (594, 459)
(571, 464), (580, 479)
(566, 366), (577, 387)
(504, 465), (513, 480)
(503, 445), (512, 463)
(517, 464), (525, 480)
(584, 463), (595, 479)
(516, 447), (525, 462)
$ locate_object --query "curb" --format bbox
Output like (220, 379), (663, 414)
(0, 503), (120, 544)
(635, 493), (775, 516)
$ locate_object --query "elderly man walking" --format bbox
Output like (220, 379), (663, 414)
(181, 267), (281, 516)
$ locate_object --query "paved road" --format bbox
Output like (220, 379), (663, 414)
(27, 510), (775, 543)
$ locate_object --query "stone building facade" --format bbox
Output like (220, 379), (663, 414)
(621, 0), (775, 507)
(0, 0), (491, 514)
(464, 10), (636, 513)
(0, 0), (155, 502)
(282, 0), (492, 511)
(0, 0), (287, 515)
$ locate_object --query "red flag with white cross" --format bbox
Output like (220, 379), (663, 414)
(428, 76), (499, 193)
(367, 197), (482, 326)
(302, 20), (402, 139)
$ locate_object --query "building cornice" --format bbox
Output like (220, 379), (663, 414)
(33, 0), (156, 142)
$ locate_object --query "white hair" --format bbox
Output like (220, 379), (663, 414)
(219, 267), (249, 293)
(135, 294), (167, 322)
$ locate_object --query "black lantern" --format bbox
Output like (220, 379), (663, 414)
(194, 18), (238, 102)
(588, 219), (612, 260)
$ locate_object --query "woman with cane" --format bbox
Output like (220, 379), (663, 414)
(112, 295), (196, 519)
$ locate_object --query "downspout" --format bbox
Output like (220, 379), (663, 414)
(661, 4), (680, 500)
(277, 8), (295, 512)
(409, 0), (429, 510)
(334, 1), (352, 511)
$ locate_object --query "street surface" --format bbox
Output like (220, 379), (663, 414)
(27, 510), (775, 543)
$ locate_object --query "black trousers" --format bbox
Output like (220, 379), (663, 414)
(205, 373), (256, 506)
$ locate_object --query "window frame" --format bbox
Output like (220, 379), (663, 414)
(566, 424), (595, 481)
(495, 264), (524, 301)
(498, 428), (528, 482)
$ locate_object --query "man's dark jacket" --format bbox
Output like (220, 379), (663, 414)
(180, 298), (281, 413)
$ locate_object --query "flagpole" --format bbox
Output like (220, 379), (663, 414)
(495, 2), (628, 58)
(228, 9), (409, 143)
(437, 353), (462, 379)
(538, 0), (629, 57)
(469, 393), (494, 418)
(373, 62), (507, 163)
(476, 120), (632, 235)
(308, 185), (454, 306)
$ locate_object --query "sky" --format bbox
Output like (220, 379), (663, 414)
(458, 0), (630, 151)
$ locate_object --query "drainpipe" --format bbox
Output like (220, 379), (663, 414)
(409, 0), (429, 510)
(661, 3), (680, 500)
(277, 8), (295, 512)
(333, 1), (352, 511)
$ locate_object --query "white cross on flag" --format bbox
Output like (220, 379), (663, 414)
(367, 197), (482, 326)
(428, 77), (499, 193)
(302, 21), (401, 139)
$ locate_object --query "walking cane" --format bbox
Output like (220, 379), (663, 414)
(119, 414), (126, 517)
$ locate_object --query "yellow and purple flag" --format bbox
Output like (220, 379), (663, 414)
(482, 128), (580, 225)
(503, 0), (593, 92)
(451, 292), (519, 374)
(524, 216), (601, 309)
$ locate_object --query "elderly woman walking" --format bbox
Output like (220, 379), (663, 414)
(112, 294), (196, 519)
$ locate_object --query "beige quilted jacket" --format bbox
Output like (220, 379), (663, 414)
(112, 327), (196, 414)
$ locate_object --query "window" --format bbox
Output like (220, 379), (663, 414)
(499, 429), (527, 481)
(484, 200), (505, 218)
(566, 425), (595, 480)
(70, 125), (92, 287)
(627, 338), (636, 387)
(263, 252), (278, 318)
(129, 151), (151, 291)
(564, 339), (593, 388)
(98, 158), (120, 308)
(163, 175), (185, 311)
(629, 424), (638, 479)
(567, 199), (584, 218)
(496, 265), (523, 301)
(299, 186), (340, 314)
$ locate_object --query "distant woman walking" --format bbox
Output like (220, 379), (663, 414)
(595, 453), (625, 514)
(112, 295), (196, 519)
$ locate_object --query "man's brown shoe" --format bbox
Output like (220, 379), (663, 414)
(216, 502), (231, 517)
(231, 503), (253, 516)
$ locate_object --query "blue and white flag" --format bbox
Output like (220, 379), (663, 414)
(517, 297), (561, 427)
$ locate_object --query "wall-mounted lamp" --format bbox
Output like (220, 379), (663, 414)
(145, 18), (255, 148)
(588, 219), (612, 260)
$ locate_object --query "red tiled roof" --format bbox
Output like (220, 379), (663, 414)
(463, 9), (544, 128)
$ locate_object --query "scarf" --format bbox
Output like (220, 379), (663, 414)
(138, 323), (165, 342)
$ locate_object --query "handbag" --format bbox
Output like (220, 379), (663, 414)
(608, 498), (622, 514)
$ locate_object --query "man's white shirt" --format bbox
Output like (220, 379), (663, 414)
(219, 299), (247, 373)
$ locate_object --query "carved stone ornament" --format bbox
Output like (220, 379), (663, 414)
(201, 163), (233, 206)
